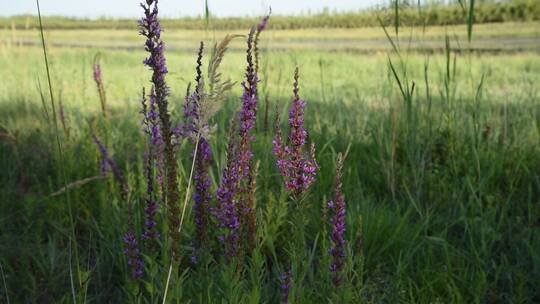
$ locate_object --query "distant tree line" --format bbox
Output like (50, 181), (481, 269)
(1, 0), (538, 30)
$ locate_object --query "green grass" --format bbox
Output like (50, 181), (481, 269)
(2, 21), (539, 53)
(0, 20), (540, 303)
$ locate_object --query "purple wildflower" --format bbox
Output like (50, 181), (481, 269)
(328, 153), (346, 286)
(140, 88), (164, 242)
(140, 1), (169, 92)
(141, 151), (160, 241)
(93, 61), (101, 81)
(143, 198), (160, 240)
(215, 119), (241, 259)
(273, 68), (318, 199)
(238, 28), (258, 157)
(92, 133), (142, 279)
(237, 27), (259, 182)
(92, 134), (129, 199)
(280, 269), (291, 303)
(254, 12), (270, 74)
(175, 42), (204, 142)
(257, 14), (270, 32)
(140, 0), (182, 261)
(234, 27), (259, 258)
(216, 16), (268, 261)
(192, 137), (213, 259)
(93, 55), (107, 117)
(142, 88), (165, 194)
(175, 43), (215, 262)
(123, 228), (145, 280)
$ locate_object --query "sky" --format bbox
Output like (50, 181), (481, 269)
(3, 0), (385, 19)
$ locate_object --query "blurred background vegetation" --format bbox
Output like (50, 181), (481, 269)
(1, 0), (539, 30)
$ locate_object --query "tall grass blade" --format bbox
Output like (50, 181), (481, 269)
(0, 262), (9, 304)
(378, 15), (399, 55)
(394, 0), (400, 36)
(467, 0), (475, 42)
(36, 1), (79, 302)
(205, 0), (210, 27)
(36, 77), (50, 123)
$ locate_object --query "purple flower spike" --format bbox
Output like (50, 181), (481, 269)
(273, 68), (318, 199)
(175, 43), (215, 262)
(280, 269), (292, 304)
(234, 28), (259, 258)
(139, 89), (162, 243)
(142, 198), (160, 240)
(142, 88), (165, 196)
(93, 55), (107, 117)
(328, 153), (346, 287)
(216, 17), (269, 261)
(254, 12), (270, 74)
(192, 138), (213, 259)
(140, 1), (169, 92)
(215, 120), (242, 259)
(257, 14), (270, 32)
(142, 152), (160, 241)
(215, 159), (241, 257)
(93, 62), (101, 83)
(91, 134), (129, 199)
(123, 229), (145, 280)
(238, 28), (258, 155)
(140, 0), (182, 261)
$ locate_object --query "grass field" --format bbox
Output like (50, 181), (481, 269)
(2, 21), (540, 53)
(1, 10), (540, 304)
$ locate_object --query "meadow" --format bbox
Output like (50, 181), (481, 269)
(1, 2), (540, 303)
(2, 0), (539, 30)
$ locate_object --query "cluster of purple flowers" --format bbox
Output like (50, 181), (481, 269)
(280, 268), (292, 303)
(140, 89), (162, 242)
(91, 135), (146, 280)
(92, 56), (107, 117)
(143, 90), (165, 190)
(191, 138), (213, 257)
(92, 61), (101, 82)
(140, 0), (183, 262)
(141, 149), (160, 242)
(94, 0), (352, 291)
(171, 42), (216, 263)
(328, 153), (346, 286)
(258, 14), (270, 32)
(139, 0), (170, 182)
(215, 19), (269, 260)
(215, 123), (242, 258)
(254, 11), (270, 74)
(140, 0), (168, 94)
(273, 68), (318, 199)
(123, 229), (145, 280)
(237, 29), (259, 180)
(91, 134), (128, 196)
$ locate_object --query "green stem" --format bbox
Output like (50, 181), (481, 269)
(36, 1), (80, 302)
